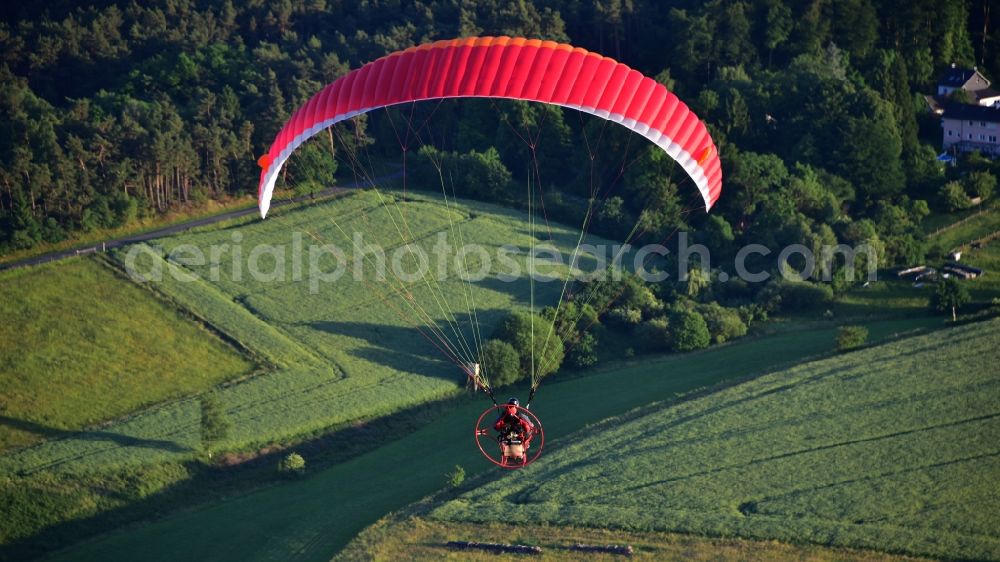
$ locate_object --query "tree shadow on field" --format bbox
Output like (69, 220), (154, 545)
(466, 273), (568, 309)
(351, 346), (454, 381)
(467, 273), (532, 305)
(306, 315), (498, 382)
(0, 415), (190, 456)
(461, 246), (614, 298)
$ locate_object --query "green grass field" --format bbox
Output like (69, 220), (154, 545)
(427, 319), (1000, 561)
(829, 280), (930, 318)
(0, 191), (597, 473)
(959, 238), (1000, 303)
(925, 203), (997, 252)
(98, 189), (602, 454)
(921, 201), (992, 234)
(336, 518), (931, 561)
(1, 188), (981, 561)
(0, 189), (611, 550)
(925, 202), (1000, 300)
(39, 315), (944, 562)
(0, 258), (253, 452)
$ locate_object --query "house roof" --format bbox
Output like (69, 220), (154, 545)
(944, 262), (983, 275)
(941, 102), (1000, 122)
(976, 87), (1000, 101)
(940, 67), (975, 87)
(939, 66), (989, 89)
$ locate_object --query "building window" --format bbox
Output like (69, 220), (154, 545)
(991, 135), (997, 143)
(969, 121), (974, 126)
(980, 134), (987, 141)
(982, 122), (987, 127)
(948, 130), (954, 136)
(969, 133), (974, 139)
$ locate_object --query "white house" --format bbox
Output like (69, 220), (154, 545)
(941, 103), (1000, 156)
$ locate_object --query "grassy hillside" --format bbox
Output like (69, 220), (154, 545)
(925, 203), (998, 253)
(337, 518), (931, 561)
(103, 189), (595, 454)
(0, 191), (590, 472)
(428, 319), (1000, 561)
(960, 238), (1000, 303)
(1, 188), (979, 560)
(39, 315), (942, 562)
(0, 257), (253, 452)
(0, 189), (604, 551)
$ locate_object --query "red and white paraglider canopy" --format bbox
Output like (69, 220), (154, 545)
(257, 36), (722, 218)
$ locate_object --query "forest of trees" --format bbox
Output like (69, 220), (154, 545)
(1, 0), (998, 270)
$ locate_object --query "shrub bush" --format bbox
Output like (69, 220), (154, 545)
(480, 339), (521, 387)
(636, 317), (670, 352)
(493, 312), (564, 379)
(447, 465), (465, 487)
(939, 181), (971, 211)
(964, 170), (996, 201)
(836, 325), (868, 352)
(278, 452), (306, 476)
(698, 303), (748, 344)
(667, 309), (710, 352)
(605, 307), (642, 330)
(567, 331), (599, 369)
(778, 281), (834, 311)
(200, 394), (231, 456)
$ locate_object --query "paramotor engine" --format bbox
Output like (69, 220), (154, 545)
(475, 403), (544, 469)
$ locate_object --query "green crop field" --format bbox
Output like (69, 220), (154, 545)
(95, 188), (603, 458)
(40, 315), (944, 562)
(0, 190), (600, 476)
(336, 518), (931, 561)
(0, 189), (611, 550)
(1, 188), (980, 561)
(428, 319), (1000, 561)
(0, 258), (253, 452)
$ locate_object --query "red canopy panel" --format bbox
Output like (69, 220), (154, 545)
(258, 36), (722, 217)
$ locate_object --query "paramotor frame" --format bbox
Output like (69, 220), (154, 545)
(474, 404), (544, 469)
